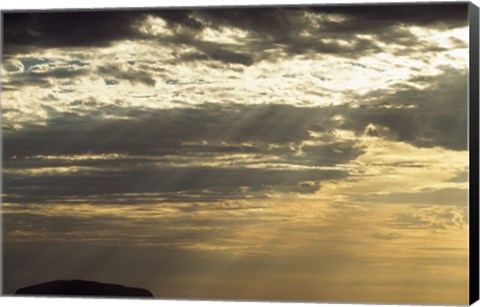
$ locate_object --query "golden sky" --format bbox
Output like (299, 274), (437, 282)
(1, 3), (471, 304)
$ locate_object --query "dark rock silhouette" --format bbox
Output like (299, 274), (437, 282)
(15, 280), (154, 298)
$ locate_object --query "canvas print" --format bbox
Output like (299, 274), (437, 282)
(1, 2), (478, 305)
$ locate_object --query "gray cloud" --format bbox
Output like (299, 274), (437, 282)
(3, 11), (147, 54)
(184, 44), (254, 66)
(4, 66), (90, 89)
(3, 103), (324, 158)
(4, 64), (468, 192)
(3, 4), (467, 65)
(97, 63), (156, 86)
(390, 206), (466, 231)
(3, 166), (347, 202)
(341, 66), (468, 150)
(2, 102), (366, 204)
(3, 65), (468, 208)
(300, 141), (365, 166)
(186, 4), (467, 61)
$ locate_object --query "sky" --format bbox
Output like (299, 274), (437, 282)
(1, 3), (471, 305)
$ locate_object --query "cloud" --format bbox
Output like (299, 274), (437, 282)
(2, 58), (25, 72)
(4, 165), (348, 202)
(183, 43), (254, 66)
(3, 103), (362, 203)
(189, 4), (466, 60)
(2, 11), (147, 54)
(3, 4), (467, 65)
(390, 206), (466, 231)
(2, 103), (325, 158)
(341, 66), (468, 150)
(313, 4), (468, 30)
(3, 66), (90, 88)
(370, 232), (401, 240)
(4, 64), (468, 162)
(3, 66), (468, 209)
(300, 141), (365, 166)
(97, 63), (156, 86)
(356, 187), (468, 206)
(1, 5), (470, 305)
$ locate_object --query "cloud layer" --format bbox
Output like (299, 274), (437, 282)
(1, 3), (470, 305)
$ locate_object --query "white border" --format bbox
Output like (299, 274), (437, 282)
(0, 0), (470, 10)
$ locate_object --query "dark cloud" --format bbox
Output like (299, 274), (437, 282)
(97, 64), (156, 86)
(300, 141), (365, 166)
(2, 63), (468, 206)
(2, 103), (323, 158)
(2, 188), (262, 206)
(346, 66), (468, 150)
(279, 35), (381, 58)
(313, 3), (468, 29)
(155, 9), (205, 31)
(3, 64), (468, 160)
(3, 166), (347, 201)
(188, 10), (381, 60)
(3, 66), (89, 88)
(190, 4), (467, 60)
(1, 102), (365, 204)
(3, 4), (467, 63)
(2, 11), (147, 54)
(186, 44), (254, 66)
(195, 4), (467, 40)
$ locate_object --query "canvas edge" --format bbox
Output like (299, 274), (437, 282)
(469, 1), (480, 306)
(0, 8), (5, 298)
